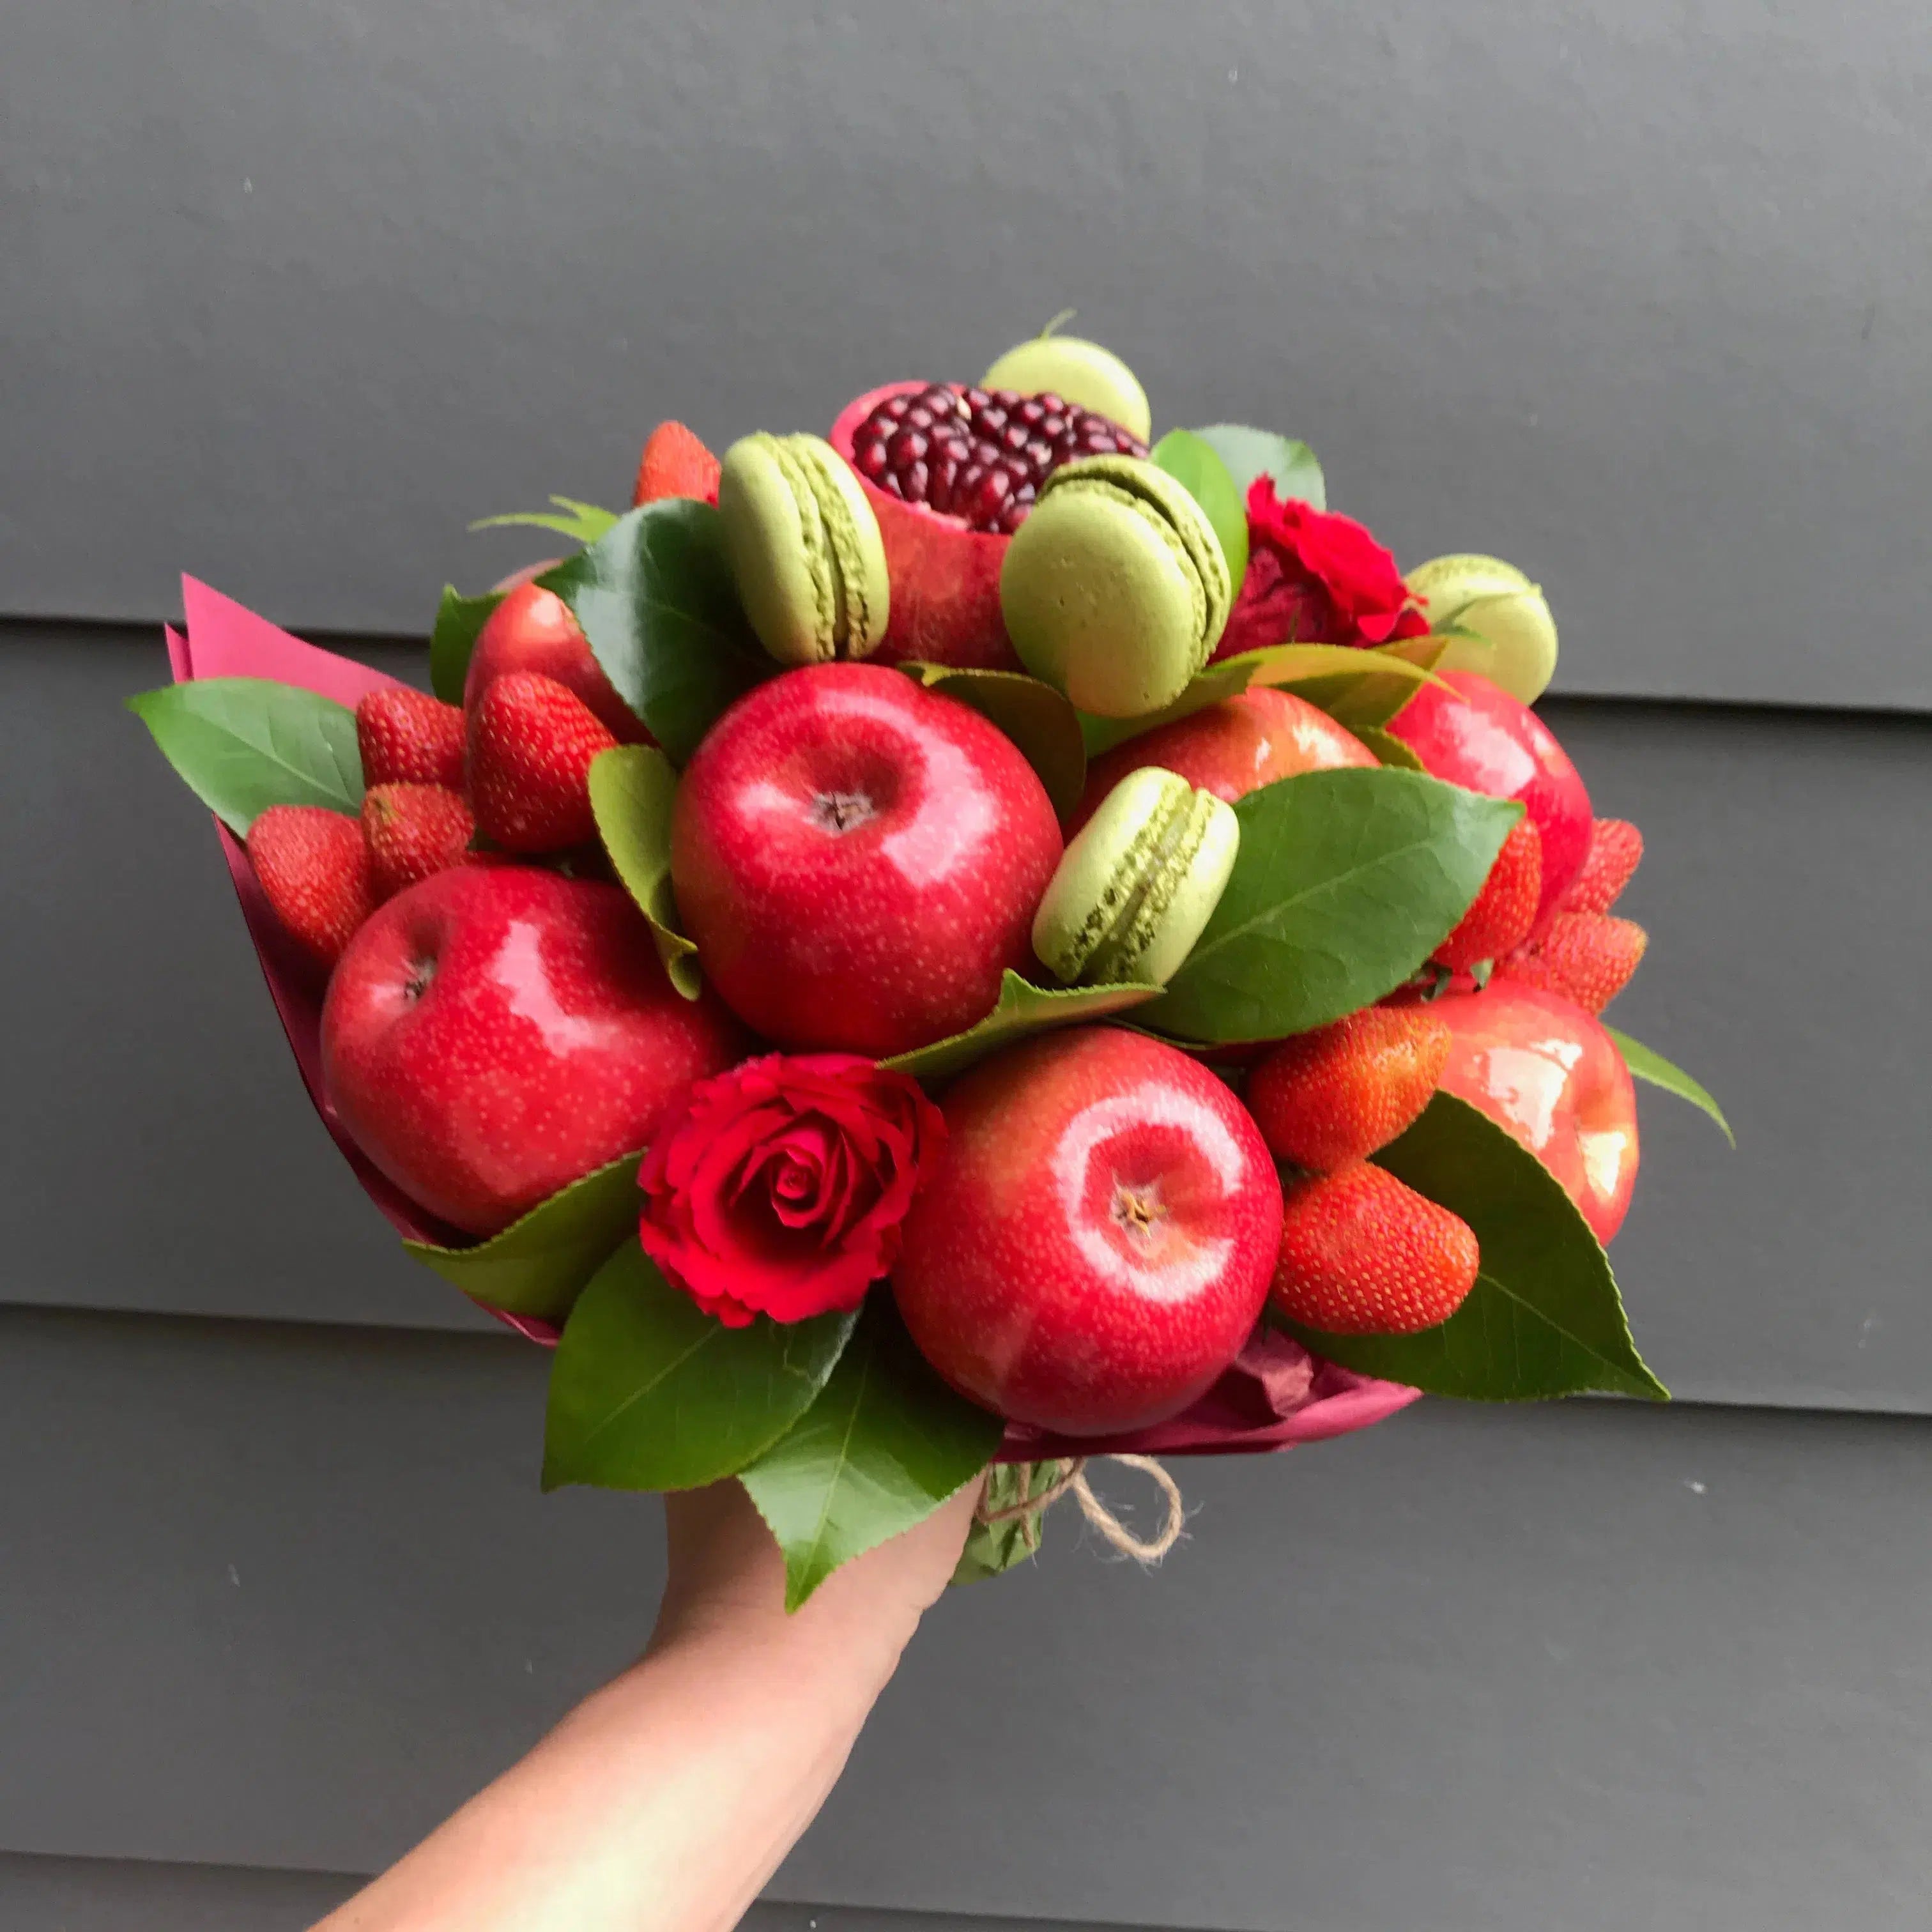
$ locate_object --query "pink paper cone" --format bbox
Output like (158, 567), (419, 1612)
(174, 583), (1418, 1449)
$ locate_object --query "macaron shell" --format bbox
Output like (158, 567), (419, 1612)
(719, 433), (838, 666)
(1055, 454), (1233, 649)
(1002, 481), (1210, 717)
(791, 436), (891, 659)
(1031, 766), (1194, 983)
(1406, 553), (1557, 703)
(1101, 787), (1239, 986)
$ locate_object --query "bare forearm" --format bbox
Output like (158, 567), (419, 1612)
(317, 1482), (974, 1932)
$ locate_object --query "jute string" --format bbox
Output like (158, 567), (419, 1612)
(974, 1454), (1184, 1563)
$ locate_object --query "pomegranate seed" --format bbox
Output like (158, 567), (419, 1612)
(847, 383), (1146, 533)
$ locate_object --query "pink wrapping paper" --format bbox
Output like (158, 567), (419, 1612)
(172, 579), (1422, 1455)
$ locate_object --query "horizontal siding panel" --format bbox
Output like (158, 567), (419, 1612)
(6, 3), (1932, 710)
(4, 627), (1927, 1412)
(3, 1308), (1930, 1931)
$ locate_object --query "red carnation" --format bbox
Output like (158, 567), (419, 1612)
(1214, 477), (1430, 661)
(638, 1053), (946, 1328)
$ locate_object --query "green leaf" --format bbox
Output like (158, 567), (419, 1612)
(899, 664), (1087, 820)
(1282, 1092), (1668, 1401)
(1077, 642), (1438, 758)
(429, 585), (505, 703)
(126, 678), (362, 834)
(883, 970), (1159, 1083)
(588, 745), (702, 999)
(1277, 634), (1449, 734)
(1606, 1027), (1735, 1146)
(540, 500), (769, 765)
(740, 1300), (1002, 1609)
(1151, 429), (1248, 586)
(1356, 724), (1427, 771)
(471, 496), (622, 546)
(404, 1151), (644, 1323)
(1191, 424), (1326, 511)
(1144, 769), (1521, 1043)
(543, 1245), (857, 1492)
(951, 1459), (1067, 1588)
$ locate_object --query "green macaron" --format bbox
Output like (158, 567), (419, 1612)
(999, 455), (1232, 719)
(718, 432), (890, 668)
(1032, 766), (1241, 988)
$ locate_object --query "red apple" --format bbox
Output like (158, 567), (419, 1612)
(670, 663), (1062, 1057)
(464, 581), (649, 744)
(1432, 978), (1639, 1243)
(1071, 686), (1377, 831)
(1386, 668), (1591, 930)
(892, 1027), (1284, 1435)
(321, 865), (748, 1236)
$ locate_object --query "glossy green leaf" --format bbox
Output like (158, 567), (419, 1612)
(740, 1300), (1002, 1609)
(543, 1245), (857, 1492)
(1282, 1092), (1667, 1401)
(588, 745), (702, 999)
(900, 664), (1087, 820)
(404, 1151), (643, 1323)
(429, 585), (505, 703)
(1145, 769), (1521, 1042)
(471, 496), (622, 545)
(540, 501), (768, 765)
(1277, 634), (1449, 734)
(1075, 642), (1428, 758)
(1355, 724), (1427, 771)
(951, 1459), (1067, 1587)
(1151, 429), (1249, 586)
(1192, 424), (1326, 510)
(883, 970), (1159, 1083)
(1607, 1027), (1735, 1146)
(126, 678), (362, 834)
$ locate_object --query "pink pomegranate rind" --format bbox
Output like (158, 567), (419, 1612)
(831, 381), (1021, 671)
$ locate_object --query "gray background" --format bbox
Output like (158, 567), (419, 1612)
(3, 2), (1928, 1927)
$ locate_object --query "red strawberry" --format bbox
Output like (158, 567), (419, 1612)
(362, 783), (475, 900)
(1558, 817), (1644, 916)
(356, 687), (467, 791)
(632, 420), (722, 507)
(246, 806), (376, 968)
(466, 671), (617, 852)
(1269, 1163), (1480, 1335)
(1434, 817), (1542, 970)
(1501, 911), (1648, 1015)
(1245, 1009), (1451, 1172)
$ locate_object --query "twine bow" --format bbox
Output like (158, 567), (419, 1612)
(975, 1454), (1184, 1563)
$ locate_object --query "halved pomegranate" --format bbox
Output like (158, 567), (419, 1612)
(829, 380), (1147, 671)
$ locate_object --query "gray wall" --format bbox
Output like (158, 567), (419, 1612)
(4, 4), (1929, 1928)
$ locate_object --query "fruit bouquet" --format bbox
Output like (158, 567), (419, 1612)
(132, 325), (1729, 1604)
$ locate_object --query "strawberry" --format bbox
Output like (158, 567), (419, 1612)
(362, 783), (475, 900)
(1245, 1008), (1451, 1172)
(356, 687), (467, 791)
(246, 805), (376, 968)
(1558, 817), (1644, 916)
(1269, 1163), (1480, 1335)
(466, 671), (617, 852)
(1434, 816), (1541, 970)
(1501, 911), (1647, 1015)
(632, 420), (722, 507)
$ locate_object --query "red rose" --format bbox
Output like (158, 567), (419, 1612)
(1215, 477), (1430, 661)
(638, 1052), (946, 1328)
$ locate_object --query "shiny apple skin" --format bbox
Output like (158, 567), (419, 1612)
(1071, 686), (1377, 832)
(1386, 668), (1591, 930)
(670, 663), (1063, 1057)
(464, 581), (650, 744)
(1433, 978), (1639, 1243)
(892, 1027), (1284, 1435)
(321, 866), (747, 1236)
